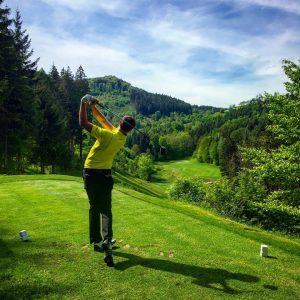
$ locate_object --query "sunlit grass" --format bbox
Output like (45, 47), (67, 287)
(0, 175), (299, 299)
(154, 158), (221, 186)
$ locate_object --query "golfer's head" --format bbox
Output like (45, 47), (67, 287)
(120, 116), (136, 133)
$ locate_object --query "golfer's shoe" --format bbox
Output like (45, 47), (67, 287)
(93, 241), (104, 252)
(104, 254), (114, 267)
(102, 240), (114, 267)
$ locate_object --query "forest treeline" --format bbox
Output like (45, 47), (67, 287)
(89, 76), (194, 116)
(0, 1), (90, 173)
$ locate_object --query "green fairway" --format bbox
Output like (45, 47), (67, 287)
(0, 175), (299, 299)
(154, 158), (221, 184)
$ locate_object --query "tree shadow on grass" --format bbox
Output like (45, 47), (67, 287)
(114, 251), (260, 295)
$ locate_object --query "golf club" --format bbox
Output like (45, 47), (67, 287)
(95, 103), (146, 137)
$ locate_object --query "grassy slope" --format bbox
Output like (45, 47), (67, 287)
(154, 158), (221, 185)
(0, 175), (299, 299)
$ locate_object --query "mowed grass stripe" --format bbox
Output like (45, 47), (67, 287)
(0, 177), (299, 299)
(154, 159), (221, 184)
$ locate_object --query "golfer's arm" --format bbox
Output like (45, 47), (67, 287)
(91, 105), (115, 131)
(79, 102), (93, 132)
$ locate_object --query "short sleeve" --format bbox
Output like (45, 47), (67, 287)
(90, 125), (104, 140)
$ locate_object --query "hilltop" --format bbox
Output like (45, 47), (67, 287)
(88, 75), (222, 117)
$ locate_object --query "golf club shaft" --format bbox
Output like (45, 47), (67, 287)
(94, 99), (166, 154)
(95, 103), (147, 137)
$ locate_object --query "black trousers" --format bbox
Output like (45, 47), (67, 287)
(83, 169), (114, 244)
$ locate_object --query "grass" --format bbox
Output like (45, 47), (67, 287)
(154, 158), (221, 186)
(0, 175), (299, 299)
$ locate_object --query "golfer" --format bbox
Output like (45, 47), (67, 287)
(79, 94), (135, 267)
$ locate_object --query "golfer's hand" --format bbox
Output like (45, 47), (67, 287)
(89, 97), (99, 106)
(81, 94), (92, 104)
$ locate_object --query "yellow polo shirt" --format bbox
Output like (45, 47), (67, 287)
(84, 125), (127, 169)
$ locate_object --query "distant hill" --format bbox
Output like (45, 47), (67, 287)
(88, 76), (222, 116)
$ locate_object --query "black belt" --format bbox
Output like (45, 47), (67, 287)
(84, 168), (111, 175)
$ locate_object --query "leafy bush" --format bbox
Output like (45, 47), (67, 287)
(169, 173), (299, 234)
(203, 178), (235, 215)
(168, 177), (206, 203)
(250, 201), (300, 234)
(266, 189), (300, 208)
(135, 153), (155, 181)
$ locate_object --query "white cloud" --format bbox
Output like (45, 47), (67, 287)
(129, 64), (285, 107)
(40, 0), (134, 16)
(10, 0), (298, 107)
(29, 24), (278, 107)
(27, 26), (139, 75)
(140, 3), (300, 88)
(239, 0), (300, 15)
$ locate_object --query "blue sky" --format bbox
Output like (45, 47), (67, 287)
(7, 0), (300, 107)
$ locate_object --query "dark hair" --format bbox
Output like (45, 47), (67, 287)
(120, 116), (136, 133)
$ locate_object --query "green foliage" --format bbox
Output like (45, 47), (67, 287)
(0, 1), (90, 174)
(202, 59), (300, 234)
(196, 136), (211, 162)
(251, 201), (300, 233)
(167, 168), (299, 234)
(113, 147), (133, 173)
(32, 70), (69, 173)
(282, 59), (300, 98)
(135, 153), (155, 181)
(242, 144), (300, 192)
(202, 178), (236, 216)
(234, 171), (267, 204)
(89, 75), (131, 98)
(0, 4), (40, 173)
(159, 132), (194, 160)
(193, 99), (269, 176)
(131, 88), (192, 116)
(168, 177), (206, 203)
(241, 59), (300, 211)
(266, 189), (300, 208)
(113, 149), (155, 181)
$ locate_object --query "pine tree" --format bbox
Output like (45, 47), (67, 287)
(32, 70), (68, 173)
(0, 0), (15, 171)
(74, 65), (89, 163)
(58, 66), (74, 163)
(49, 64), (60, 85)
(10, 9), (40, 172)
(13, 10), (39, 77)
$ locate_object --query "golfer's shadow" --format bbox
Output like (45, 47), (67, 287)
(114, 252), (260, 294)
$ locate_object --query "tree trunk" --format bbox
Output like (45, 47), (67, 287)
(4, 134), (8, 172)
(17, 151), (20, 174)
(41, 162), (45, 174)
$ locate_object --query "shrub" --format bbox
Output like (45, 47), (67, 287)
(168, 172), (299, 235)
(250, 201), (300, 234)
(203, 178), (237, 217)
(266, 189), (300, 208)
(135, 153), (155, 181)
(168, 177), (206, 203)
